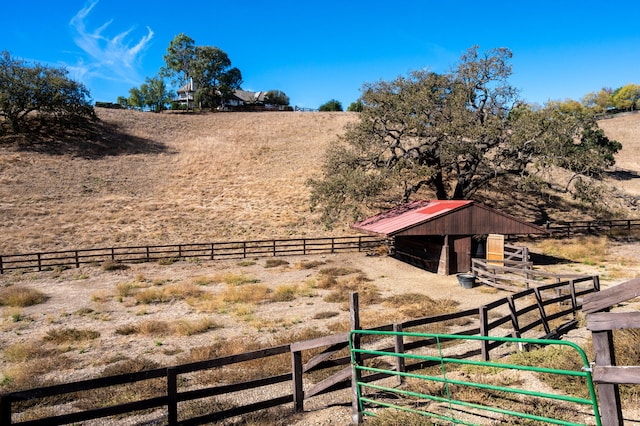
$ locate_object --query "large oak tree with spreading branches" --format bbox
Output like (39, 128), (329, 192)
(308, 46), (621, 226)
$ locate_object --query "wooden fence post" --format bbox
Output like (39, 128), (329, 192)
(210, 243), (215, 260)
(0, 255), (4, 274)
(592, 329), (623, 425)
(37, 253), (42, 272)
(569, 280), (577, 315)
(350, 292), (363, 424)
(479, 305), (490, 361)
(534, 288), (551, 335)
(393, 323), (405, 385)
(167, 367), (178, 426)
(75, 251), (80, 269)
(0, 394), (11, 426)
(506, 296), (521, 339)
(292, 349), (304, 413)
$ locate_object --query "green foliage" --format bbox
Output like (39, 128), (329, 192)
(0, 51), (95, 134)
(319, 99), (343, 111)
(125, 76), (172, 112)
(308, 46), (622, 226)
(264, 90), (290, 106)
(347, 100), (363, 112)
(612, 83), (640, 111)
(161, 34), (242, 109)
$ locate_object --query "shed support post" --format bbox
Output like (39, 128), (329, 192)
(438, 235), (450, 275)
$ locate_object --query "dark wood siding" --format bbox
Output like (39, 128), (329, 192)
(395, 205), (544, 236)
(451, 236), (472, 274)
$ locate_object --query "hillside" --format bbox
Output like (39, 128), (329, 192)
(0, 110), (357, 254)
(0, 109), (639, 255)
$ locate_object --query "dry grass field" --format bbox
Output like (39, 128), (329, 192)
(0, 109), (358, 254)
(1, 109), (640, 424)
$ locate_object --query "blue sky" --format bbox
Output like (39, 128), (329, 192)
(3, 0), (640, 109)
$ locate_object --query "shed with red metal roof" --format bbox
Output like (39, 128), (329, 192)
(352, 200), (547, 275)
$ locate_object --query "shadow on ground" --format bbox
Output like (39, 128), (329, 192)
(2, 115), (170, 158)
(528, 251), (571, 266)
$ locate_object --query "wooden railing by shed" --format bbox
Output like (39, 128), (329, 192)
(584, 277), (640, 426)
(0, 278), (599, 425)
(0, 236), (384, 274)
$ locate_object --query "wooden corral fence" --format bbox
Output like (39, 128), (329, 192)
(1, 279), (599, 425)
(584, 277), (640, 426)
(471, 242), (599, 293)
(546, 218), (640, 237)
(0, 236), (384, 274)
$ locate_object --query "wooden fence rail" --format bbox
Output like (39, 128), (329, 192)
(584, 277), (640, 425)
(546, 218), (640, 237)
(0, 236), (384, 274)
(0, 276), (599, 425)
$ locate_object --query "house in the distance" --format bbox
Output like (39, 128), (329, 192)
(175, 81), (284, 111)
(352, 200), (547, 275)
(176, 78), (196, 109)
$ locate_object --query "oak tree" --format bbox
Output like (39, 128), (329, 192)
(308, 46), (621, 225)
(0, 51), (94, 134)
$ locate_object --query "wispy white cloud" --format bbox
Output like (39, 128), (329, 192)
(68, 0), (153, 86)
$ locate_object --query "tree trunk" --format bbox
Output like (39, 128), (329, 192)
(433, 172), (448, 200)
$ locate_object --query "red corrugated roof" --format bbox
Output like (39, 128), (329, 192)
(352, 200), (473, 235)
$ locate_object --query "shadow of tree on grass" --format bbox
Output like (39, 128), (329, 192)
(2, 115), (171, 158)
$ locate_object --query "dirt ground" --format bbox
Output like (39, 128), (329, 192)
(2, 242), (640, 424)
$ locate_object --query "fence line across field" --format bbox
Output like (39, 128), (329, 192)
(0, 236), (384, 274)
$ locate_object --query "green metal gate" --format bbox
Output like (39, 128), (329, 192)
(349, 331), (601, 425)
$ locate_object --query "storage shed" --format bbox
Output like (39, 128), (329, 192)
(352, 200), (547, 275)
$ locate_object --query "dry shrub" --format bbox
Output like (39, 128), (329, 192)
(323, 274), (380, 305)
(264, 258), (289, 268)
(294, 260), (326, 269)
(506, 345), (591, 399)
(174, 318), (219, 336)
(383, 293), (459, 319)
(134, 282), (204, 304)
(134, 320), (171, 336)
(100, 260), (129, 271)
(316, 274), (338, 289)
(116, 318), (218, 337)
(0, 286), (46, 307)
(43, 327), (100, 344)
(318, 266), (362, 277)
(270, 283), (315, 302)
(190, 275), (217, 286)
(3, 341), (60, 362)
(223, 283), (269, 304)
(1, 355), (72, 394)
(270, 284), (298, 302)
(313, 311), (339, 319)
(214, 272), (260, 286)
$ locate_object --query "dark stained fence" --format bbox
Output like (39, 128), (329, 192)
(547, 218), (640, 237)
(0, 278), (599, 425)
(584, 277), (640, 425)
(0, 236), (384, 274)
